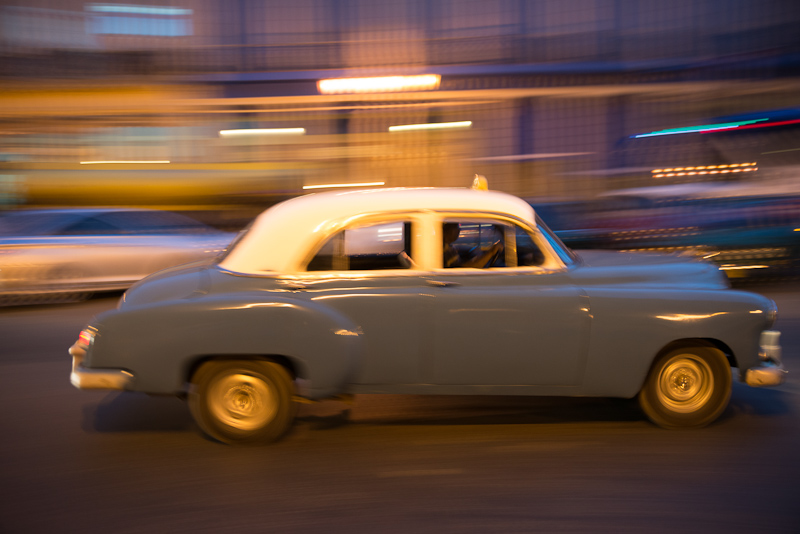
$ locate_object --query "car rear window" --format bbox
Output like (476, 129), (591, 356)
(307, 221), (413, 271)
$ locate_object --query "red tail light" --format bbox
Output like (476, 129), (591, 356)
(78, 329), (94, 347)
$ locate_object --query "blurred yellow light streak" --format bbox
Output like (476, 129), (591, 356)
(219, 128), (306, 137)
(318, 75), (440, 94)
(653, 167), (756, 178)
(719, 265), (770, 270)
(389, 121), (472, 132)
(303, 181), (385, 190)
(652, 162), (756, 174)
(80, 160), (170, 164)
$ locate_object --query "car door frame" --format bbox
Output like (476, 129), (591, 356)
(421, 211), (592, 391)
(285, 211), (436, 387)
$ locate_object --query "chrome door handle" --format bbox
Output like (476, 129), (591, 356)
(427, 280), (460, 288)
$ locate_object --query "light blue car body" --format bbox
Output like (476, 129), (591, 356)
(72, 187), (782, 406)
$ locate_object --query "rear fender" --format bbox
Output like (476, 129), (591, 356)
(90, 293), (363, 398)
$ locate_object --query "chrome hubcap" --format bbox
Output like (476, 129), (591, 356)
(656, 355), (714, 413)
(209, 372), (277, 430)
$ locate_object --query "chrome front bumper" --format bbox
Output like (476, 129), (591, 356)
(69, 343), (133, 390)
(744, 330), (786, 387)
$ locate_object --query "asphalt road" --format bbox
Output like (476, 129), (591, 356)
(1, 285), (799, 533)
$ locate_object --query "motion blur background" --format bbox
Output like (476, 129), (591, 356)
(2, 1), (799, 248)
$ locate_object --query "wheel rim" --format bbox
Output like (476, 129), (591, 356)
(656, 354), (714, 413)
(207, 372), (278, 431)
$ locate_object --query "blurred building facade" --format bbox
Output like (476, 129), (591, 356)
(1, 0), (799, 216)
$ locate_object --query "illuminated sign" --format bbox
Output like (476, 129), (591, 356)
(80, 160), (170, 164)
(388, 121), (472, 132)
(86, 3), (192, 36)
(219, 128), (306, 137)
(317, 75), (441, 95)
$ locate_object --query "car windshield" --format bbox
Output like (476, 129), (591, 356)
(536, 214), (579, 265)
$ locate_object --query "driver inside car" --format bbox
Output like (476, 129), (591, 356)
(443, 222), (504, 268)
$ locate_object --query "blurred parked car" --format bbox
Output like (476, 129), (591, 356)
(531, 182), (800, 282)
(0, 208), (235, 300)
(69, 182), (784, 444)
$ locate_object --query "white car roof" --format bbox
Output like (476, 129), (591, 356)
(219, 187), (537, 274)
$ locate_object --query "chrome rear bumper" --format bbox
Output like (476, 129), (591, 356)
(69, 343), (133, 390)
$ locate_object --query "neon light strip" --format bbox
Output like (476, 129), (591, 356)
(318, 75), (441, 95)
(703, 118), (800, 133)
(633, 119), (769, 138)
(303, 182), (385, 190)
(80, 160), (170, 164)
(389, 121), (472, 132)
(219, 128), (306, 137)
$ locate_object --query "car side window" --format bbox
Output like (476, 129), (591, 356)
(443, 221), (506, 268)
(307, 221), (414, 271)
(443, 220), (545, 269)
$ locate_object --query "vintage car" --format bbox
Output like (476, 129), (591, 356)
(69, 180), (786, 444)
(1, 208), (234, 301)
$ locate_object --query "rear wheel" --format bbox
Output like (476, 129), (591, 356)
(189, 360), (297, 444)
(638, 346), (731, 429)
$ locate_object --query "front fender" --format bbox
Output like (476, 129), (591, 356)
(87, 292), (363, 398)
(581, 288), (775, 397)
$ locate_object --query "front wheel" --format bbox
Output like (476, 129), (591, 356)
(638, 346), (731, 429)
(189, 360), (297, 444)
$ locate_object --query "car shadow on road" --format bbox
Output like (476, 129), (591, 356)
(82, 387), (793, 435)
(299, 395), (646, 429)
(83, 392), (194, 433)
(83, 392), (647, 434)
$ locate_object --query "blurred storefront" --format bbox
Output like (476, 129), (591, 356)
(1, 0), (799, 223)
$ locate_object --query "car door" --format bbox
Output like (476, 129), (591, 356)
(297, 216), (432, 386)
(426, 218), (590, 387)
